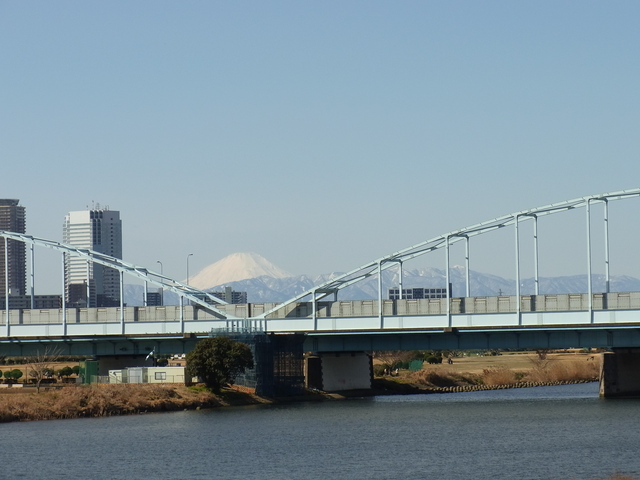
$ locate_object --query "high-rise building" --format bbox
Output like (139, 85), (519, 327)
(0, 199), (26, 296)
(63, 208), (122, 307)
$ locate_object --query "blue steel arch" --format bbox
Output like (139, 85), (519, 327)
(0, 232), (236, 319)
(257, 188), (640, 320)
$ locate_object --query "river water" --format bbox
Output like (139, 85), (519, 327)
(3, 383), (640, 480)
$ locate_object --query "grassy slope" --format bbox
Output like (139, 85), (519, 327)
(0, 384), (270, 423)
(0, 352), (602, 423)
(377, 351), (601, 391)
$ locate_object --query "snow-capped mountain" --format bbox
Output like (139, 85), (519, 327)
(124, 253), (640, 305)
(194, 269), (640, 304)
(188, 252), (292, 289)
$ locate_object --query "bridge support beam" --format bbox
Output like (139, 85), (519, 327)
(305, 352), (372, 392)
(599, 349), (640, 398)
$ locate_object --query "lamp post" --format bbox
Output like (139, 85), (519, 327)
(186, 253), (193, 285)
(156, 260), (163, 306)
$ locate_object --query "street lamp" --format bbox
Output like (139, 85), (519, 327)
(186, 253), (193, 285)
(156, 261), (163, 306)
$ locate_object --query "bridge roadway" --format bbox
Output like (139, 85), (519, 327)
(1, 291), (640, 356)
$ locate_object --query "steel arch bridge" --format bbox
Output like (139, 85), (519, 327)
(0, 231), (234, 321)
(1, 188), (640, 333)
(261, 187), (640, 323)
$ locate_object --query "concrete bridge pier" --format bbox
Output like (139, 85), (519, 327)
(599, 349), (640, 398)
(305, 352), (373, 392)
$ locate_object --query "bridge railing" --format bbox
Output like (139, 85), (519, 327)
(252, 292), (640, 318)
(2, 292), (640, 331)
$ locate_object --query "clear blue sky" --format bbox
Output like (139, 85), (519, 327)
(2, 2), (639, 292)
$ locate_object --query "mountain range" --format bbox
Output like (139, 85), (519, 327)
(124, 252), (640, 306)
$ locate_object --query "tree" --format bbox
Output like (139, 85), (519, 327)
(4, 369), (23, 384)
(27, 346), (62, 393)
(58, 366), (74, 379)
(186, 337), (254, 393)
(372, 350), (416, 373)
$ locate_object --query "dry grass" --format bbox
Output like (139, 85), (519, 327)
(408, 368), (478, 388)
(482, 367), (518, 386)
(436, 352), (598, 375)
(402, 353), (600, 389)
(524, 358), (600, 383)
(0, 384), (265, 423)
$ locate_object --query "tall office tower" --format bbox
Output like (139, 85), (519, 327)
(63, 208), (122, 307)
(0, 199), (26, 296)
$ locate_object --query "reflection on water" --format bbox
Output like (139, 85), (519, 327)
(4, 383), (640, 480)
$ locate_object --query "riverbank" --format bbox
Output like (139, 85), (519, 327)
(378, 350), (601, 391)
(2, 376), (599, 423)
(0, 351), (602, 422)
(0, 384), (272, 423)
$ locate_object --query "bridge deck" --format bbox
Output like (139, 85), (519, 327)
(0, 292), (639, 340)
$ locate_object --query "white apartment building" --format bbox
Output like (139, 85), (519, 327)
(63, 208), (122, 307)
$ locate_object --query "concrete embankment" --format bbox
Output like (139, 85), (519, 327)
(413, 379), (597, 393)
(323, 378), (599, 399)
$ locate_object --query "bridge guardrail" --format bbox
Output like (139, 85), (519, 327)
(3, 292), (640, 326)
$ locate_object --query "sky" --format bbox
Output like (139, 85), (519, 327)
(2, 2), (640, 293)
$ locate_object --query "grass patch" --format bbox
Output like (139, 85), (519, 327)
(408, 368), (479, 388)
(524, 358), (599, 383)
(0, 384), (260, 423)
(396, 354), (600, 390)
(481, 367), (517, 386)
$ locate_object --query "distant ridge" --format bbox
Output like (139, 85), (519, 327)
(188, 252), (292, 289)
(124, 263), (640, 306)
(195, 269), (640, 303)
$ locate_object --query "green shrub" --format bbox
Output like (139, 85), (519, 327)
(3, 369), (23, 384)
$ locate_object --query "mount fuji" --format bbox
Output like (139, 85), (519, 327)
(187, 252), (292, 288)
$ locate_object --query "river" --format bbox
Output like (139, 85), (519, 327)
(3, 383), (639, 480)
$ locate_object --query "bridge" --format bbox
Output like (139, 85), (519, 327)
(2, 188), (640, 396)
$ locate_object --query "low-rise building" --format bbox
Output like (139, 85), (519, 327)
(388, 286), (450, 300)
(108, 366), (186, 384)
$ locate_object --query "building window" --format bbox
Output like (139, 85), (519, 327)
(155, 372), (167, 381)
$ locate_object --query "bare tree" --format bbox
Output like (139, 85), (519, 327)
(27, 346), (62, 393)
(536, 349), (549, 360)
